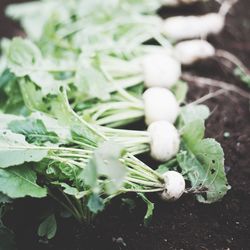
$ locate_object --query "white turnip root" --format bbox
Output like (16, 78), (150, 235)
(148, 121), (180, 162)
(142, 52), (181, 88)
(161, 171), (185, 201)
(174, 40), (215, 65)
(143, 87), (179, 125)
(162, 13), (225, 40)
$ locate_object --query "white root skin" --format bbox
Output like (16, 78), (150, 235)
(161, 171), (185, 201)
(142, 52), (181, 88)
(143, 87), (179, 125)
(162, 13), (225, 40)
(174, 40), (215, 65)
(148, 121), (180, 162)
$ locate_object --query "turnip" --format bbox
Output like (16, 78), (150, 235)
(148, 121), (180, 162)
(161, 171), (185, 201)
(101, 120), (180, 162)
(162, 13), (225, 40)
(142, 52), (181, 88)
(143, 87), (179, 125)
(80, 85), (181, 128)
(174, 40), (215, 65)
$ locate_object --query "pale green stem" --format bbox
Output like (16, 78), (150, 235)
(125, 177), (164, 188)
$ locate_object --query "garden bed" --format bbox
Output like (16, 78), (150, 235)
(0, 0), (250, 249)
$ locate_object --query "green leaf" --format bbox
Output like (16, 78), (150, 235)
(19, 79), (47, 112)
(178, 139), (229, 203)
(0, 165), (47, 198)
(0, 193), (11, 204)
(0, 70), (27, 115)
(75, 55), (110, 100)
(82, 140), (127, 194)
(81, 157), (98, 189)
(156, 158), (178, 174)
(234, 67), (250, 88)
(59, 183), (86, 199)
(30, 112), (71, 141)
(0, 130), (48, 168)
(87, 194), (105, 214)
(8, 118), (59, 146)
(171, 81), (188, 103)
(138, 193), (154, 226)
(29, 71), (62, 96)
(180, 105), (210, 125)
(0, 69), (15, 89)
(71, 125), (98, 148)
(177, 108), (229, 203)
(7, 38), (42, 77)
(38, 214), (57, 240)
(127, 83), (144, 97)
(50, 91), (103, 145)
(0, 114), (22, 130)
(6, 2), (59, 41)
(181, 119), (205, 149)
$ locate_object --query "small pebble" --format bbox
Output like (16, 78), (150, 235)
(112, 237), (127, 247)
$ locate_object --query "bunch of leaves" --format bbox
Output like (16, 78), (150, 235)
(0, 98), (165, 224)
(6, 0), (164, 56)
(0, 0), (231, 245)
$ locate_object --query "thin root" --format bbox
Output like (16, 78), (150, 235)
(182, 73), (250, 100)
(215, 49), (250, 74)
(188, 89), (227, 105)
(219, 0), (239, 16)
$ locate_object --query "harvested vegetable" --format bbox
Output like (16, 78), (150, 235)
(160, 171), (185, 201)
(143, 87), (180, 125)
(148, 121), (180, 162)
(0, 0), (232, 244)
(174, 40), (215, 65)
(162, 13), (225, 40)
(142, 52), (181, 88)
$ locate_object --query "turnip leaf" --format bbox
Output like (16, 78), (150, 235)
(180, 105), (210, 125)
(82, 140), (127, 194)
(75, 55), (110, 100)
(8, 118), (59, 145)
(0, 165), (47, 198)
(178, 119), (230, 203)
(0, 130), (48, 168)
(87, 194), (105, 214)
(138, 193), (154, 226)
(38, 214), (57, 240)
(0, 193), (11, 204)
(7, 38), (42, 77)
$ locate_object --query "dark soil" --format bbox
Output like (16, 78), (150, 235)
(1, 0), (250, 250)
